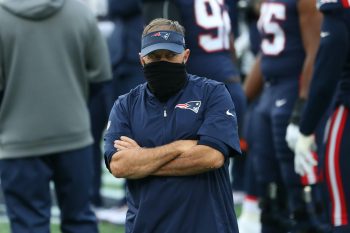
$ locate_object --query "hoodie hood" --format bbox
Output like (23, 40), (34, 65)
(0, 0), (65, 20)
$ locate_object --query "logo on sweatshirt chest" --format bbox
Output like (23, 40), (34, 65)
(175, 101), (201, 113)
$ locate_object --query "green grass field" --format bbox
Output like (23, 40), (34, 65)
(0, 222), (124, 233)
(0, 206), (241, 233)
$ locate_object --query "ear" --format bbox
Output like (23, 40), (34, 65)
(183, 49), (190, 64)
(139, 53), (145, 67)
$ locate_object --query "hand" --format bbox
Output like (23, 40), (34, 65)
(294, 133), (317, 176)
(285, 123), (300, 151)
(114, 136), (140, 151)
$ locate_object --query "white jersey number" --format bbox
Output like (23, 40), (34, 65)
(194, 0), (232, 52)
(258, 3), (286, 55)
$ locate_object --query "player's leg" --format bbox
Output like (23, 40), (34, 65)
(274, 79), (334, 233)
(325, 105), (350, 233)
(0, 156), (52, 233)
(271, 80), (302, 230)
(252, 88), (286, 233)
(53, 146), (98, 233)
(238, 101), (262, 233)
(241, 101), (259, 196)
(312, 110), (333, 231)
(272, 107), (305, 232)
(238, 145), (261, 233)
(272, 79), (321, 232)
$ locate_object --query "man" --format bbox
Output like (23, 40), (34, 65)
(244, 0), (322, 232)
(141, 0), (247, 201)
(0, 0), (111, 233)
(286, 1), (350, 232)
(104, 18), (241, 233)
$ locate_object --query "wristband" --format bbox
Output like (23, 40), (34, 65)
(289, 98), (306, 124)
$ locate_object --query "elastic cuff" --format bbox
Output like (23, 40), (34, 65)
(104, 150), (116, 173)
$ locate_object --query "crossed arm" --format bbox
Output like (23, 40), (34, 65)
(109, 136), (225, 179)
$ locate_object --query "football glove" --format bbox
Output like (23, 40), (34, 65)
(294, 133), (317, 176)
(285, 123), (300, 151)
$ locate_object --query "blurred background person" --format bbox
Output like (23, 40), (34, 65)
(244, 0), (322, 232)
(286, 1), (350, 232)
(0, 0), (111, 232)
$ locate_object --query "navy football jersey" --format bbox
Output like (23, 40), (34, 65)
(258, 0), (305, 79)
(175, 0), (240, 82)
(104, 74), (241, 233)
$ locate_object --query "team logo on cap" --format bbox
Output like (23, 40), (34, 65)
(152, 32), (171, 40)
(175, 101), (201, 113)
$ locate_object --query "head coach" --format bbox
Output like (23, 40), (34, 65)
(104, 18), (241, 233)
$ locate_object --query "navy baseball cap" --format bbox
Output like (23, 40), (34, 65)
(140, 30), (185, 57)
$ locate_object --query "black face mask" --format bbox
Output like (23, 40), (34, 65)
(143, 61), (188, 102)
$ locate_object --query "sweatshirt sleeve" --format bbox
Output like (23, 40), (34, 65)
(197, 84), (241, 157)
(103, 95), (133, 172)
(86, 16), (112, 83)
